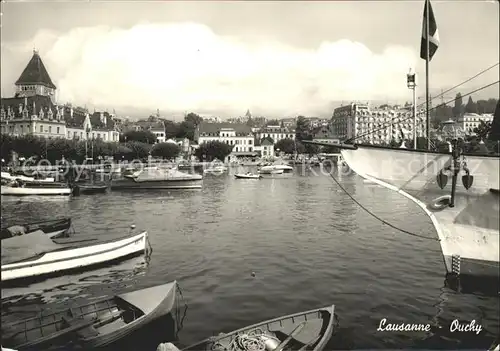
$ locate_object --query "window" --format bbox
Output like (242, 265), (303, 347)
(249, 140), (252, 145)
(40, 125), (43, 133)
(49, 126), (52, 133)
(57, 127), (60, 134)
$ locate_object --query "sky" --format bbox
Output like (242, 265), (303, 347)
(1, 1), (499, 119)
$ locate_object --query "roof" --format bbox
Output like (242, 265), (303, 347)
(261, 139), (273, 146)
(135, 120), (165, 131)
(89, 112), (117, 131)
(198, 122), (252, 136)
(15, 51), (57, 89)
(1, 95), (58, 119)
(63, 106), (87, 128)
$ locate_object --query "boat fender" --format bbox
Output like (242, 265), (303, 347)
(428, 195), (451, 211)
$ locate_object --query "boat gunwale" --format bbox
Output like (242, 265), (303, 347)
(183, 304), (335, 351)
(1, 231), (147, 270)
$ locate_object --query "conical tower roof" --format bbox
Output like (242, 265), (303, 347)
(15, 50), (56, 89)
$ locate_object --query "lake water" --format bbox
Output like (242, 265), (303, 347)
(1, 166), (498, 350)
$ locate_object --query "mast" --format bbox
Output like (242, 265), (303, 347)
(425, 0), (431, 150)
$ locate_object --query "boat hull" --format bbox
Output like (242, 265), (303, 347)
(235, 174), (261, 179)
(183, 305), (335, 351)
(110, 179), (202, 189)
(1, 231), (148, 282)
(341, 145), (499, 277)
(1, 172), (54, 183)
(85, 282), (178, 348)
(1, 186), (71, 196)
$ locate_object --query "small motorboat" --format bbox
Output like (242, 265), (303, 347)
(1, 217), (72, 240)
(1, 171), (55, 183)
(1, 179), (71, 196)
(72, 183), (108, 196)
(2, 281), (178, 350)
(182, 305), (336, 351)
(235, 173), (261, 179)
(1, 229), (150, 282)
(203, 166), (227, 175)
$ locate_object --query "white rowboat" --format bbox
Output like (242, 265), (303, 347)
(1, 231), (149, 282)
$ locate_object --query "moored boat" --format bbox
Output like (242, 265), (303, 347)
(235, 173), (261, 179)
(1, 179), (71, 196)
(259, 164), (293, 174)
(1, 217), (72, 240)
(2, 281), (178, 350)
(181, 305), (336, 351)
(1, 230), (150, 282)
(111, 167), (203, 190)
(72, 183), (108, 195)
(204, 165), (227, 175)
(1, 171), (55, 183)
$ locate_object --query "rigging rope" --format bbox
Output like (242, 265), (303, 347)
(327, 170), (440, 241)
(416, 62), (499, 111)
(346, 80), (500, 143)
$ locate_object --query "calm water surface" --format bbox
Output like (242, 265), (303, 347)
(1, 167), (498, 350)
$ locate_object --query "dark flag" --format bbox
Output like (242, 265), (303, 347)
(420, 0), (439, 61)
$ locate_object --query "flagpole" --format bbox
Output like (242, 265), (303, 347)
(425, 0), (431, 150)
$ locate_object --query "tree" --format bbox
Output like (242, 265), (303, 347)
(488, 100), (500, 142)
(194, 141), (233, 162)
(150, 142), (180, 159)
(473, 120), (492, 142)
(184, 112), (203, 126)
(121, 130), (157, 144)
(176, 121), (196, 141)
(274, 138), (296, 154)
(295, 116), (310, 142)
(452, 93), (464, 118)
(125, 141), (151, 159)
(0, 134), (14, 163)
(113, 145), (133, 160)
(465, 96), (477, 114)
(476, 98), (498, 114)
(164, 120), (180, 140)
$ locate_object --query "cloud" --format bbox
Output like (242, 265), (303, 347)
(1, 22), (417, 117)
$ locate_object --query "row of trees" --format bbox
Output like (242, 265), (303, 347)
(121, 112), (204, 144)
(432, 96), (498, 127)
(0, 134), (239, 164)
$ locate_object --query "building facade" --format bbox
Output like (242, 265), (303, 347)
(255, 125), (295, 144)
(330, 103), (426, 144)
(195, 122), (255, 158)
(457, 113), (494, 135)
(0, 50), (119, 142)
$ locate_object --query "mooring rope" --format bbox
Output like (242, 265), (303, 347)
(328, 170), (439, 241)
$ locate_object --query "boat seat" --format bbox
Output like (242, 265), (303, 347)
(268, 319), (323, 344)
(75, 325), (99, 339)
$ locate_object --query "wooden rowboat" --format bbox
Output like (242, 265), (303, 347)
(2, 281), (177, 350)
(183, 305), (336, 351)
(1, 230), (150, 282)
(0, 217), (72, 240)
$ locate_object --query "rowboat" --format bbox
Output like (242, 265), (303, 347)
(72, 183), (108, 195)
(2, 281), (177, 350)
(235, 173), (261, 179)
(182, 305), (336, 351)
(1, 230), (150, 282)
(1, 180), (71, 196)
(1, 217), (72, 240)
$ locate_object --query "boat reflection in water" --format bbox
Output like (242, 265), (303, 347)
(110, 166), (203, 190)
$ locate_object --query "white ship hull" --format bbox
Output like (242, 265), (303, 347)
(111, 167), (203, 189)
(340, 145), (499, 277)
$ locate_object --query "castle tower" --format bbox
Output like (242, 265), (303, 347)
(15, 49), (57, 103)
